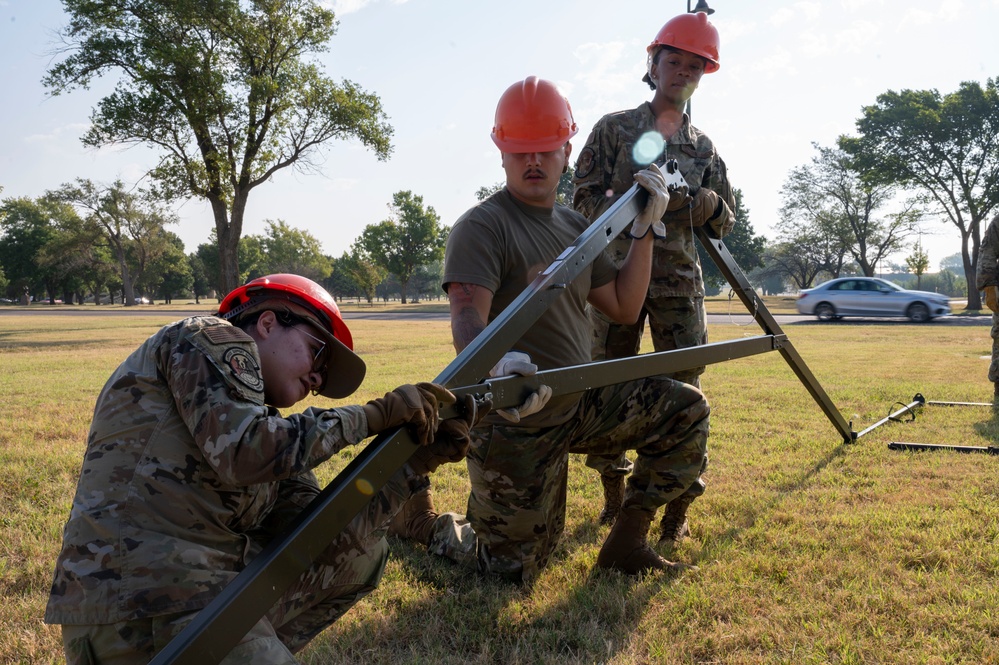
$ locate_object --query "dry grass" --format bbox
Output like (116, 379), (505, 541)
(1, 310), (998, 664)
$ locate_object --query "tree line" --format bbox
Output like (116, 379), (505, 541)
(0, 184), (449, 306)
(2, 0), (996, 305)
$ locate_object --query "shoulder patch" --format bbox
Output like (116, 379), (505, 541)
(575, 147), (596, 179)
(203, 325), (254, 346)
(223, 347), (264, 393)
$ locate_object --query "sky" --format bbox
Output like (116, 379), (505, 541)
(1, 0), (997, 275)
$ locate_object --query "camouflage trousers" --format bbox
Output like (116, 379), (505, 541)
(60, 469), (426, 664)
(990, 312), (999, 383)
(587, 296), (709, 498)
(427, 377), (710, 584)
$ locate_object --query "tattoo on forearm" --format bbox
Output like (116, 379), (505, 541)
(453, 306), (486, 352)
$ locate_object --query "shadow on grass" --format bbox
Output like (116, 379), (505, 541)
(324, 501), (725, 663)
(319, 441), (856, 662)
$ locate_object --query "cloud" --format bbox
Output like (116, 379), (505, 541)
(323, 178), (360, 193)
(329, 0), (376, 15)
(329, 0), (411, 15)
(571, 40), (644, 119)
(748, 45), (798, 79)
(22, 122), (89, 144)
(768, 1), (821, 27)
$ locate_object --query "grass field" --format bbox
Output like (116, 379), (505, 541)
(1, 307), (997, 664)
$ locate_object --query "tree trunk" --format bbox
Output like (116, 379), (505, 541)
(212, 191), (244, 297)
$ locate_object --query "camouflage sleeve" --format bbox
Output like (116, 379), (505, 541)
(977, 215), (999, 289)
(572, 120), (617, 221)
(253, 472), (322, 541)
(170, 327), (369, 487)
(702, 150), (736, 239)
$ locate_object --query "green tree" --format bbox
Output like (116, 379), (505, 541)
(259, 220), (332, 280)
(359, 191), (446, 304)
(781, 142), (917, 277)
(197, 231), (269, 297)
(842, 78), (999, 308)
(188, 252), (211, 304)
(698, 189), (765, 293)
(34, 197), (101, 304)
(0, 196), (63, 301)
(335, 245), (386, 304)
(762, 214), (852, 291)
(45, 0), (393, 295)
(939, 252), (964, 273)
(905, 237), (931, 290)
(53, 180), (176, 307)
(143, 231), (193, 304)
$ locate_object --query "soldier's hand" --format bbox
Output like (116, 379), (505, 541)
(986, 286), (999, 312)
(407, 394), (492, 476)
(628, 163), (674, 240)
(362, 382), (456, 445)
(496, 384), (553, 424)
(686, 188), (723, 228)
(489, 351), (537, 378)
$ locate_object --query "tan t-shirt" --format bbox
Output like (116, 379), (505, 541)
(443, 188), (617, 427)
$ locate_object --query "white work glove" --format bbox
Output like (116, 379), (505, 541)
(489, 351), (537, 378)
(628, 163), (686, 240)
(488, 352), (553, 423)
(986, 285), (999, 312)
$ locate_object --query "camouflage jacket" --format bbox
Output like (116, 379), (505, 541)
(45, 316), (371, 625)
(977, 215), (999, 290)
(573, 102), (736, 297)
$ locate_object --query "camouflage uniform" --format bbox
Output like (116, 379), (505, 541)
(46, 316), (424, 663)
(976, 214), (999, 383)
(435, 189), (711, 584)
(572, 102), (735, 494)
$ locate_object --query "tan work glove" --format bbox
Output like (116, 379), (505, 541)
(986, 285), (999, 312)
(362, 382), (456, 446)
(488, 352), (553, 423)
(667, 187), (725, 226)
(628, 163), (681, 240)
(407, 394), (493, 476)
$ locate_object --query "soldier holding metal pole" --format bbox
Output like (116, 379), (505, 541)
(572, 11), (736, 543)
(390, 76), (711, 583)
(45, 273), (485, 664)
(977, 214), (999, 404)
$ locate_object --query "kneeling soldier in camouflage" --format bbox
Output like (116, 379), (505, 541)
(45, 273), (485, 664)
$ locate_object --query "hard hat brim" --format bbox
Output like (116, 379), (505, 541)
(321, 336), (367, 399)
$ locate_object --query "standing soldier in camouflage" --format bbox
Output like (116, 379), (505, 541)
(390, 76), (711, 584)
(45, 273), (484, 664)
(572, 12), (736, 544)
(977, 214), (999, 402)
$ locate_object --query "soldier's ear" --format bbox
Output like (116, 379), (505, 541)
(255, 310), (279, 340)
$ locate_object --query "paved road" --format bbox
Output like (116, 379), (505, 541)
(1, 306), (990, 326)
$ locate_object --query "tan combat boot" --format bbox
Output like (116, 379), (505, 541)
(596, 505), (691, 575)
(387, 487), (439, 546)
(657, 494), (695, 547)
(598, 474), (625, 526)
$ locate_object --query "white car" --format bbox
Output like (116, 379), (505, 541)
(796, 277), (951, 322)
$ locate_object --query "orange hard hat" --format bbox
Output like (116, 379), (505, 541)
(218, 273), (366, 398)
(491, 76), (578, 153)
(648, 12), (720, 73)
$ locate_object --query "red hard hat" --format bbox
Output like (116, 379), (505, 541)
(648, 12), (720, 73)
(491, 76), (578, 153)
(218, 273), (366, 398)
